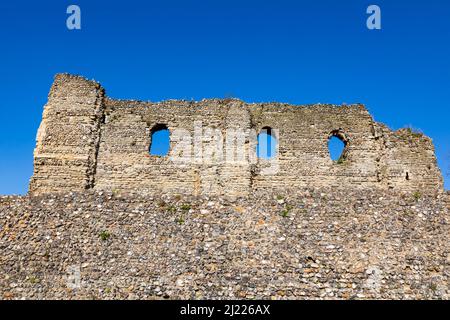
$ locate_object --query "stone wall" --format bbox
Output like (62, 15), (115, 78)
(29, 74), (105, 194)
(0, 189), (448, 299)
(8, 74), (448, 301)
(29, 74), (444, 195)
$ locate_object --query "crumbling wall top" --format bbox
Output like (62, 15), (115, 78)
(29, 74), (444, 196)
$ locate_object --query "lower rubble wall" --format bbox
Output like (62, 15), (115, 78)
(0, 189), (449, 300)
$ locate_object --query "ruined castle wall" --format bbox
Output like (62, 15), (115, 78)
(94, 99), (253, 197)
(250, 104), (443, 193)
(378, 126), (444, 192)
(1, 189), (449, 299)
(29, 74), (105, 194)
(29, 74), (444, 195)
(250, 104), (384, 191)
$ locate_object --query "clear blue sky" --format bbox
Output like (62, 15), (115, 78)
(0, 0), (449, 194)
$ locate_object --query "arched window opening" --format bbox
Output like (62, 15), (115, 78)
(328, 132), (347, 163)
(406, 172), (410, 180)
(149, 124), (170, 156)
(257, 127), (277, 159)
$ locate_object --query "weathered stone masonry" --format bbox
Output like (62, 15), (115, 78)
(29, 74), (444, 196)
(2, 73), (448, 300)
